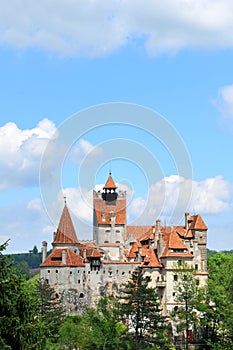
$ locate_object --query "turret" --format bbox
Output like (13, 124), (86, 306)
(102, 172), (118, 204)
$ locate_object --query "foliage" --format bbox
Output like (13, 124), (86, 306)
(205, 253), (233, 348)
(172, 257), (233, 349)
(0, 241), (46, 349)
(34, 278), (65, 344)
(57, 297), (132, 350)
(120, 267), (170, 349)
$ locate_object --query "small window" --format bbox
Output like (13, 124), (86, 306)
(129, 271), (131, 274)
(173, 292), (176, 297)
(79, 293), (84, 298)
(45, 279), (49, 284)
(48, 270), (50, 273)
(70, 271), (72, 275)
(115, 240), (120, 243)
(174, 275), (178, 281)
(78, 279), (80, 284)
(104, 240), (109, 243)
(195, 264), (198, 270)
(56, 270), (58, 273)
(122, 272), (125, 275)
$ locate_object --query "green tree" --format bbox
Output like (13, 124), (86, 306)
(35, 279), (65, 343)
(172, 257), (233, 350)
(172, 261), (202, 348)
(0, 241), (46, 349)
(32, 245), (38, 254)
(57, 297), (131, 350)
(204, 253), (233, 349)
(120, 267), (170, 349)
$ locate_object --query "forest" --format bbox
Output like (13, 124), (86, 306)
(1, 241), (233, 350)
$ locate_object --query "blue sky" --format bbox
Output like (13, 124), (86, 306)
(1, 1), (233, 253)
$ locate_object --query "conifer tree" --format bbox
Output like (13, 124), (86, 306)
(120, 267), (170, 349)
(35, 279), (65, 337)
(0, 241), (44, 349)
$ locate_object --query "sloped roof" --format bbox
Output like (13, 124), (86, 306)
(94, 198), (126, 225)
(79, 244), (102, 259)
(142, 247), (162, 268)
(161, 245), (193, 258)
(138, 227), (154, 242)
(189, 215), (208, 230)
(168, 230), (188, 249)
(53, 205), (79, 245)
(127, 241), (142, 258)
(40, 248), (85, 267)
(126, 226), (152, 240)
(103, 174), (117, 189)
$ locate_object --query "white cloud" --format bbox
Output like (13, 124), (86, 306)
(127, 175), (232, 225)
(1, 1), (233, 56)
(68, 139), (105, 165)
(0, 119), (57, 190)
(214, 84), (233, 121)
(27, 198), (42, 211)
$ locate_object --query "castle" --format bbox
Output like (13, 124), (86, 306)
(40, 173), (208, 315)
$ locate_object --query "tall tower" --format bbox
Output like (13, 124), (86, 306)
(93, 173), (126, 260)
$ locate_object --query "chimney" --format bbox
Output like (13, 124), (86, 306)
(110, 211), (115, 228)
(185, 212), (189, 230)
(83, 248), (87, 260)
(138, 246), (142, 261)
(42, 241), (47, 263)
(156, 219), (161, 232)
(155, 219), (161, 245)
(62, 249), (66, 265)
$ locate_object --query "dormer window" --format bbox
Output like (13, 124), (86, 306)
(101, 211), (105, 221)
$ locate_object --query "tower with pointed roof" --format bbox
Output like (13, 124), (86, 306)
(93, 173), (127, 260)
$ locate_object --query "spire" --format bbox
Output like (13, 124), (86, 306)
(53, 205), (79, 245)
(103, 172), (117, 189)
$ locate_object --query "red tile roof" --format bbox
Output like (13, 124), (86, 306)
(53, 205), (79, 245)
(161, 245), (193, 258)
(168, 230), (188, 250)
(94, 198), (126, 224)
(78, 244), (103, 258)
(40, 248), (85, 267)
(103, 174), (117, 189)
(189, 215), (208, 230)
(142, 247), (162, 268)
(126, 226), (152, 240)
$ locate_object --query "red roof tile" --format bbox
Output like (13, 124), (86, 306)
(168, 230), (188, 249)
(189, 215), (208, 230)
(40, 248), (85, 267)
(142, 247), (162, 268)
(94, 198), (126, 225)
(126, 226), (152, 240)
(53, 205), (78, 245)
(103, 174), (117, 189)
